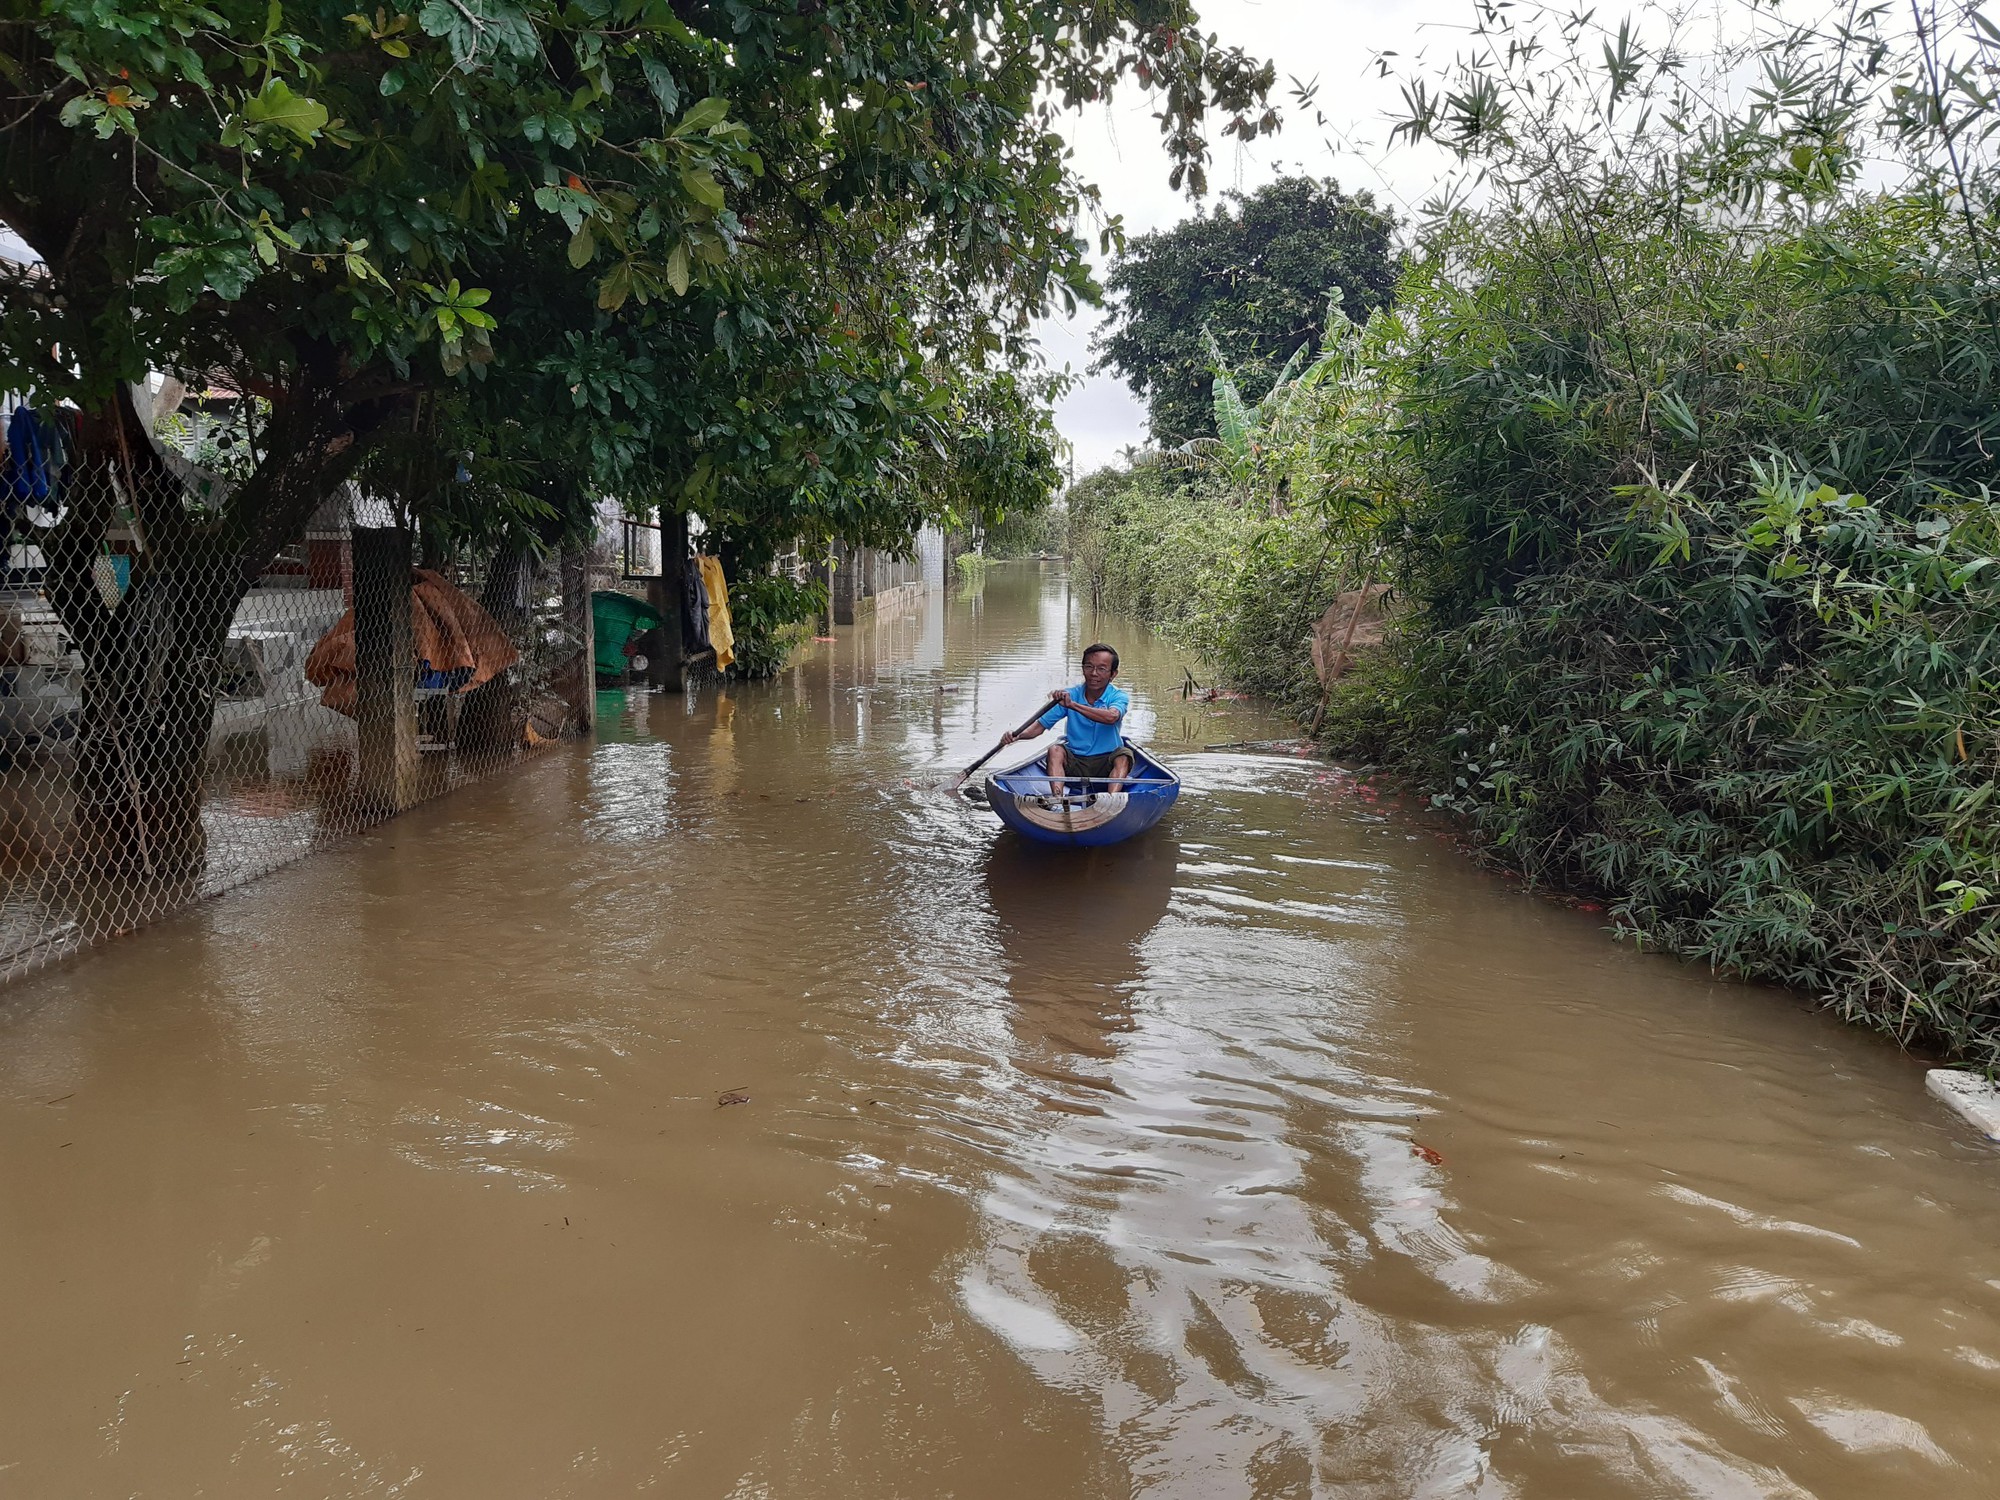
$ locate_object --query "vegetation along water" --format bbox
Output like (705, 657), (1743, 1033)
(1073, 4), (2000, 1075)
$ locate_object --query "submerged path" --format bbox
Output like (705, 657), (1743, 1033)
(1, 563), (1996, 1498)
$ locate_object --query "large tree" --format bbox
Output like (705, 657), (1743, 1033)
(1092, 175), (1397, 445)
(0, 0), (1276, 876)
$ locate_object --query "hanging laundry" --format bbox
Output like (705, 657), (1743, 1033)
(697, 555), (734, 674)
(25, 409), (75, 529)
(681, 554), (710, 650)
(3, 406), (52, 512)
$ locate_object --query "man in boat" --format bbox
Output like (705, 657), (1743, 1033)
(1002, 643), (1132, 800)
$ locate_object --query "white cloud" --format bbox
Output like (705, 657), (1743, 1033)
(1036, 0), (1470, 475)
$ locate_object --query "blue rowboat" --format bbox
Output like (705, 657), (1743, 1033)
(984, 743), (1180, 847)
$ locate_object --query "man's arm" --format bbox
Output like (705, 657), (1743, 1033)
(1068, 703), (1123, 726)
(1004, 695), (1067, 744)
(1062, 693), (1125, 727)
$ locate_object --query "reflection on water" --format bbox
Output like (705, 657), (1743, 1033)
(986, 833), (1177, 1096)
(0, 562), (1997, 1498)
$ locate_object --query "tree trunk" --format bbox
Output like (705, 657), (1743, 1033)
(55, 536), (246, 890)
(41, 396), (247, 888)
(41, 370), (403, 885)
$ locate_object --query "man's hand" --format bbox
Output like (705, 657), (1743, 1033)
(1048, 689), (1072, 709)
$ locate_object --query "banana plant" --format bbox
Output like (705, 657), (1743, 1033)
(1166, 297), (1353, 503)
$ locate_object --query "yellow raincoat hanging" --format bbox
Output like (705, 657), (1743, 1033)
(697, 555), (734, 674)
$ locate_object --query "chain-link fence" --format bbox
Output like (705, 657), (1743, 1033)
(0, 465), (592, 984)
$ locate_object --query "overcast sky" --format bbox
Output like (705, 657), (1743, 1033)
(1037, 0), (1470, 475)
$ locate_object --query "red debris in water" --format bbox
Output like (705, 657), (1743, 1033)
(1412, 1143), (1445, 1166)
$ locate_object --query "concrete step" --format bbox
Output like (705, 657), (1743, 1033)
(1926, 1069), (2000, 1143)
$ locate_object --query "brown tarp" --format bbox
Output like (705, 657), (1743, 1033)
(305, 567), (521, 717)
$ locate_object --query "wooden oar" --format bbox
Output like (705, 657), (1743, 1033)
(947, 703), (1053, 794)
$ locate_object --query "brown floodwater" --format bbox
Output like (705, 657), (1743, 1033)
(2, 562), (1998, 1498)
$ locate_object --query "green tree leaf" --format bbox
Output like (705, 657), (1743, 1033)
(680, 166), (725, 211)
(243, 77), (329, 141)
(672, 96), (729, 136)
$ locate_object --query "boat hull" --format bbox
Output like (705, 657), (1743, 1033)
(985, 744), (1180, 847)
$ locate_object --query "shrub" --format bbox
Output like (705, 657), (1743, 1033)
(727, 572), (827, 679)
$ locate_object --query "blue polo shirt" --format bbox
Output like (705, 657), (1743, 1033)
(1038, 682), (1130, 757)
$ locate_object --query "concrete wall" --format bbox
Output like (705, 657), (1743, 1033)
(831, 540), (932, 625)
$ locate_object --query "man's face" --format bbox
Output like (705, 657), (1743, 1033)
(1081, 652), (1116, 692)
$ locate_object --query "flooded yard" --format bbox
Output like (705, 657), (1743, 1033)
(1, 563), (1996, 1498)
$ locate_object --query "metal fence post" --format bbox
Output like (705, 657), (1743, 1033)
(832, 542), (858, 625)
(351, 525), (417, 815)
(645, 509), (688, 690)
(560, 546), (594, 734)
